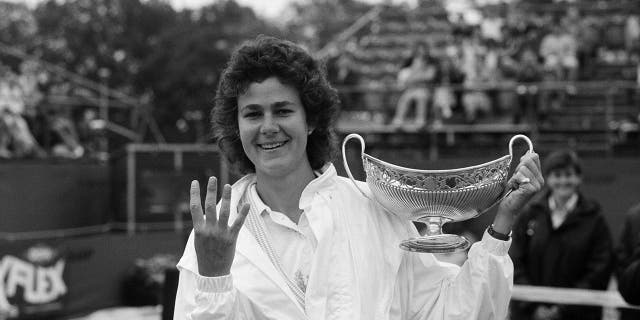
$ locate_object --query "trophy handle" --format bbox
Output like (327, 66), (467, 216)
(508, 134), (534, 162)
(479, 134), (535, 215)
(341, 133), (374, 201)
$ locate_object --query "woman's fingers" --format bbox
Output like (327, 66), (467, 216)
(190, 180), (205, 230)
(520, 152), (544, 185)
(192, 177), (245, 233)
(204, 177), (218, 227)
(231, 203), (250, 234)
(510, 153), (543, 188)
(509, 162), (543, 194)
(218, 184), (232, 227)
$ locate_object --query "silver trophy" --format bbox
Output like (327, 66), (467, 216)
(342, 133), (533, 253)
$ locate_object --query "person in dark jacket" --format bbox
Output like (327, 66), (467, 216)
(616, 203), (640, 319)
(510, 150), (614, 320)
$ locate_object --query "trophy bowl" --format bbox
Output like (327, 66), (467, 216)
(342, 133), (533, 253)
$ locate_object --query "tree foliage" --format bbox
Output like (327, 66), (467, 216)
(284, 0), (373, 51)
(0, 0), (366, 142)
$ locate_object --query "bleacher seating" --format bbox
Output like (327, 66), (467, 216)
(331, 1), (639, 157)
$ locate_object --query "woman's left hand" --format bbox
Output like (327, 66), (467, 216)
(493, 152), (544, 234)
(501, 152), (544, 213)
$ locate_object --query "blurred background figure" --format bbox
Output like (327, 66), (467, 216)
(515, 47), (544, 123)
(539, 20), (579, 83)
(390, 42), (437, 130)
(46, 108), (84, 159)
(624, 15), (640, 55)
(0, 65), (44, 158)
(510, 150), (614, 320)
(616, 202), (640, 320)
(460, 29), (492, 124)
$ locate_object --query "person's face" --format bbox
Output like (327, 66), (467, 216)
(237, 77), (312, 177)
(547, 167), (581, 199)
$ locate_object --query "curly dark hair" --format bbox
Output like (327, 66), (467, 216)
(212, 35), (341, 175)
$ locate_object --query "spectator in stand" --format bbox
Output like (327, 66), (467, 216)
(560, 6), (581, 41)
(539, 21), (579, 82)
(515, 48), (544, 124)
(46, 109), (84, 159)
(432, 47), (464, 125)
(488, 41), (520, 124)
(0, 67), (44, 158)
(390, 42), (438, 130)
(17, 60), (44, 113)
(510, 150), (614, 320)
(625, 15), (640, 55)
(615, 203), (640, 319)
(538, 21), (579, 119)
(574, 16), (600, 79)
(480, 5), (504, 43)
(460, 31), (492, 123)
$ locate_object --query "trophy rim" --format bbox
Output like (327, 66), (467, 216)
(377, 176), (506, 193)
(362, 152), (511, 175)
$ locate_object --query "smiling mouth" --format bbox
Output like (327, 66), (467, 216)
(258, 141), (287, 150)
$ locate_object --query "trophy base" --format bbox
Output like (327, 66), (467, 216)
(399, 234), (470, 253)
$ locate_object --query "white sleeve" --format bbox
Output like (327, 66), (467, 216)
(403, 231), (513, 320)
(173, 231), (263, 320)
(173, 270), (262, 320)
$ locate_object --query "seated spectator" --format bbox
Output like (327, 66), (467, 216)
(460, 34), (492, 123)
(0, 69), (44, 158)
(432, 52), (464, 124)
(561, 6), (581, 41)
(616, 203), (640, 319)
(390, 43), (438, 130)
(46, 109), (84, 159)
(515, 48), (544, 123)
(625, 15), (640, 55)
(490, 43), (520, 123)
(539, 22), (579, 82)
(510, 150), (614, 320)
(570, 12), (599, 77)
(480, 6), (504, 43)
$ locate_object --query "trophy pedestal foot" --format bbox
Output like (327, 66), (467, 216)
(399, 234), (470, 253)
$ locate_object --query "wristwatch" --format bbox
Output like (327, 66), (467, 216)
(487, 224), (511, 241)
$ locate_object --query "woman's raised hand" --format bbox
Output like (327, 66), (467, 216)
(190, 177), (250, 277)
(492, 152), (544, 235)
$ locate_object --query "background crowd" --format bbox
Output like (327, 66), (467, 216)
(1, 0), (639, 159)
(328, 1), (640, 128)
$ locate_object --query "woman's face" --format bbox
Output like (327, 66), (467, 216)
(237, 77), (312, 177)
(547, 167), (581, 199)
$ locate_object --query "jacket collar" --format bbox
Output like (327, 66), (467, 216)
(529, 189), (600, 228)
(299, 163), (337, 211)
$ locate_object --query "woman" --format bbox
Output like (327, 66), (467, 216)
(174, 35), (544, 320)
(510, 150), (614, 320)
